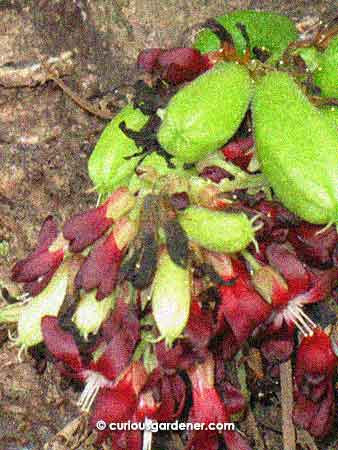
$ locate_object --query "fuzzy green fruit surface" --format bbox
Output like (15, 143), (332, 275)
(193, 10), (298, 63)
(152, 251), (191, 347)
(88, 104), (148, 194)
(158, 62), (252, 164)
(314, 36), (338, 98)
(179, 206), (254, 253)
(253, 72), (338, 225)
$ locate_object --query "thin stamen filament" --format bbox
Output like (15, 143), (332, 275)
(286, 304), (316, 337)
(78, 372), (111, 413)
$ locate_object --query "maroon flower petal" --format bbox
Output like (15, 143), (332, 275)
(266, 243), (310, 297)
(89, 362), (147, 431)
(12, 248), (64, 283)
(91, 299), (140, 380)
(41, 316), (83, 374)
(308, 382), (335, 438)
(155, 339), (207, 373)
(288, 222), (338, 269)
(37, 216), (59, 249)
(137, 48), (162, 71)
(75, 232), (123, 300)
(295, 329), (337, 386)
(116, 427), (142, 450)
(185, 300), (214, 350)
(200, 166), (234, 183)
(158, 48), (209, 84)
(23, 263), (62, 296)
(217, 260), (272, 347)
(215, 358), (246, 415)
(221, 136), (254, 170)
(63, 204), (112, 253)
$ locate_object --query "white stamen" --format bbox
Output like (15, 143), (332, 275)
(78, 371), (112, 412)
(286, 303), (316, 337)
(142, 418), (153, 450)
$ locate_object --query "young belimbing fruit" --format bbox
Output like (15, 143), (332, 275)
(88, 104), (148, 194)
(179, 206), (257, 253)
(151, 249), (191, 347)
(253, 71), (338, 226)
(157, 62), (252, 163)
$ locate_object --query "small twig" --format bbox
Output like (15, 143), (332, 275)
(43, 62), (113, 120)
(0, 51), (73, 88)
(280, 360), (296, 450)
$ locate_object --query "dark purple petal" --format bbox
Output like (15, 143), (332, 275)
(23, 265), (60, 296)
(63, 205), (112, 253)
(137, 48), (162, 71)
(75, 232), (122, 300)
(11, 248), (64, 283)
(91, 299), (140, 380)
(266, 243), (310, 297)
(37, 216), (59, 250)
(200, 166), (234, 183)
(41, 316), (83, 374)
(288, 222), (338, 269)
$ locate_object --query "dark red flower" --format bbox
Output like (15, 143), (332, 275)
(293, 329), (337, 438)
(136, 369), (186, 422)
(137, 47), (210, 84)
(11, 216), (66, 295)
(41, 298), (140, 412)
(187, 355), (251, 450)
(89, 361), (148, 445)
(200, 166), (234, 183)
(217, 259), (272, 359)
(260, 243), (338, 337)
(75, 218), (136, 300)
(288, 222), (338, 269)
(221, 136), (254, 170)
(63, 187), (134, 253)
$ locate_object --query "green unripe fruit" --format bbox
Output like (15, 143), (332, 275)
(88, 104), (149, 194)
(152, 250), (191, 347)
(320, 106), (338, 129)
(179, 206), (255, 253)
(193, 10), (298, 63)
(158, 62), (252, 163)
(314, 36), (338, 98)
(253, 72), (338, 225)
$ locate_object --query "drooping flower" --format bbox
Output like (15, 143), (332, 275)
(63, 187), (135, 253)
(293, 328), (337, 438)
(75, 217), (137, 300)
(41, 297), (140, 412)
(217, 258), (272, 360)
(11, 216), (67, 295)
(137, 47), (210, 84)
(187, 354), (252, 450)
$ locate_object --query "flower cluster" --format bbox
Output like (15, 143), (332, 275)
(3, 30), (338, 450)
